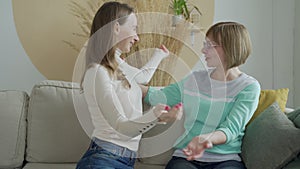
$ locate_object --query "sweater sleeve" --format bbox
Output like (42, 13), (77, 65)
(216, 82), (261, 143)
(84, 66), (160, 138)
(144, 80), (183, 107)
(118, 48), (168, 84)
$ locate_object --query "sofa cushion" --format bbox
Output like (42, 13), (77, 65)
(26, 80), (90, 163)
(248, 88), (289, 124)
(287, 108), (300, 128)
(283, 153), (300, 169)
(241, 102), (300, 169)
(23, 163), (76, 169)
(134, 161), (165, 169)
(0, 90), (28, 168)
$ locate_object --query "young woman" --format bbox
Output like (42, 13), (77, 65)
(76, 2), (182, 169)
(142, 22), (261, 169)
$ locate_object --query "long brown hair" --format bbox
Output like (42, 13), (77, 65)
(81, 2), (134, 89)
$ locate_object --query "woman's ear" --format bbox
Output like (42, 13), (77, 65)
(114, 21), (120, 35)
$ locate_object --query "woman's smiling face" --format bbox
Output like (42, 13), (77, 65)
(115, 13), (139, 53)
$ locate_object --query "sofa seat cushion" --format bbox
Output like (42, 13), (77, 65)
(134, 161), (165, 169)
(26, 80), (90, 163)
(242, 102), (300, 169)
(23, 163), (76, 169)
(0, 90), (28, 168)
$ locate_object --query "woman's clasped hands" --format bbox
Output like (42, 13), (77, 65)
(153, 103), (183, 124)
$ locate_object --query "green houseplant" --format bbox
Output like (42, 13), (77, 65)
(170, 0), (202, 21)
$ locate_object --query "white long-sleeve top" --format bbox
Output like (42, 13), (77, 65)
(83, 48), (168, 151)
(115, 49), (166, 84)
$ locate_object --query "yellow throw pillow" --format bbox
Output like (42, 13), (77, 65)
(248, 88), (289, 124)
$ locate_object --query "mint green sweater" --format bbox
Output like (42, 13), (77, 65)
(144, 69), (260, 154)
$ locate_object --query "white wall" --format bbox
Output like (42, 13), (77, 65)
(295, 0), (300, 108)
(0, 0), (45, 93)
(214, 0), (295, 107)
(0, 0), (298, 107)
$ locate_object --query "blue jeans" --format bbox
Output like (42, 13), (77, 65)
(76, 138), (136, 169)
(165, 156), (246, 169)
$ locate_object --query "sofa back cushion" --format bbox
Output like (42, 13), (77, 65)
(0, 90), (28, 168)
(242, 102), (300, 169)
(248, 88), (289, 124)
(26, 80), (90, 163)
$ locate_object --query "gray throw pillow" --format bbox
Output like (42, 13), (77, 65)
(241, 102), (300, 169)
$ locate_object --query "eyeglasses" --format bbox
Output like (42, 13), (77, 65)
(203, 41), (221, 49)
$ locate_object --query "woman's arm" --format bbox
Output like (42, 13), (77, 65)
(143, 81), (183, 107)
(118, 45), (169, 84)
(216, 82), (260, 143)
(183, 82), (261, 160)
(84, 66), (180, 138)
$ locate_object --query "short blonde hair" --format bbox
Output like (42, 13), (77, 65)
(206, 22), (252, 69)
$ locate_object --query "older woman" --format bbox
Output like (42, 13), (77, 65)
(142, 22), (260, 169)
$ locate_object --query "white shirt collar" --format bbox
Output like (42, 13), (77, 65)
(115, 48), (124, 64)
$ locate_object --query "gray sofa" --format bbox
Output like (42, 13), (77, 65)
(0, 80), (299, 169)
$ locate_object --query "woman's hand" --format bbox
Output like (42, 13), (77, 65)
(183, 136), (213, 161)
(159, 44), (169, 55)
(154, 103), (183, 124)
